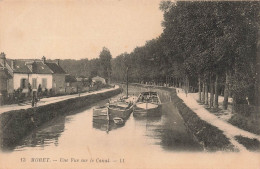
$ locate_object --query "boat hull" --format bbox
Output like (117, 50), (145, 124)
(93, 107), (108, 121)
(133, 104), (162, 117)
(108, 105), (134, 121)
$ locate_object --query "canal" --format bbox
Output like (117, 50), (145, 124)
(0, 85), (202, 168)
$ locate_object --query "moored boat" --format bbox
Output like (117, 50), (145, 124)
(108, 100), (134, 121)
(133, 91), (162, 117)
(113, 117), (125, 125)
(93, 106), (109, 121)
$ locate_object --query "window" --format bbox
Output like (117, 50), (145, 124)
(20, 79), (26, 89)
(42, 78), (47, 88)
(32, 78), (37, 89)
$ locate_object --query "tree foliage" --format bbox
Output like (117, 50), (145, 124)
(99, 47), (112, 83)
(111, 1), (260, 112)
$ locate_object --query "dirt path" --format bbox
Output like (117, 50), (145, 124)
(176, 88), (260, 152)
(0, 86), (119, 114)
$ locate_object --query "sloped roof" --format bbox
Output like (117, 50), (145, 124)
(5, 59), (66, 74)
(0, 68), (12, 79)
(92, 76), (105, 81)
(11, 60), (31, 73)
(65, 74), (77, 83)
(45, 62), (66, 74)
(0, 62), (5, 67)
(32, 62), (53, 74)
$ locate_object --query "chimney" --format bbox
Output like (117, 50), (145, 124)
(42, 56), (46, 64)
(56, 59), (60, 66)
(0, 52), (6, 67)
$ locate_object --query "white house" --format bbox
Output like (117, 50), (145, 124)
(4, 56), (67, 94)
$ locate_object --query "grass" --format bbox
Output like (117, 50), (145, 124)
(195, 95), (260, 136)
(229, 114), (260, 135)
(235, 135), (260, 151)
(171, 95), (235, 152)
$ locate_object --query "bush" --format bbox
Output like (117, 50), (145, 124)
(235, 136), (260, 151)
(229, 113), (260, 135)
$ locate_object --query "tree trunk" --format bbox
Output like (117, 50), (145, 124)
(214, 74), (219, 109)
(202, 81), (205, 103)
(187, 76), (189, 94)
(221, 87), (224, 96)
(209, 74), (214, 108)
(198, 75), (201, 102)
(205, 81), (208, 105)
(126, 67), (129, 98)
(165, 76), (168, 87)
(223, 71), (230, 110)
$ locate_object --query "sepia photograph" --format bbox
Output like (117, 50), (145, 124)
(0, 0), (259, 169)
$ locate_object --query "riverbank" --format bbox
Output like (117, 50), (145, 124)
(164, 88), (235, 151)
(0, 86), (121, 151)
(189, 92), (260, 136)
(177, 89), (260, 152)
(174, 90), (235, 151)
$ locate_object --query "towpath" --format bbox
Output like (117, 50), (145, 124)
(0, 85), (119, 114)
(176, 88), (260, 152)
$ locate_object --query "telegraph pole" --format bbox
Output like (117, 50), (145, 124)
(126, 67), (129, 98)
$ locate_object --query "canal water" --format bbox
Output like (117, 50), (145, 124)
(1, 85), (202, 167)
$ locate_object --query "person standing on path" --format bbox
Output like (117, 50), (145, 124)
(37, 84), (42, 99)
(32, 91), (38, 107)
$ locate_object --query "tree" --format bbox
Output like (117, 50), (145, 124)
(99, 47), (112, 83)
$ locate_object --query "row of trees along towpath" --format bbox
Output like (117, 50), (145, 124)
(111, 1), (260, 115)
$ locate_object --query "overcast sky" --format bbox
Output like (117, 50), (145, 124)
(0, 0), (164, 60)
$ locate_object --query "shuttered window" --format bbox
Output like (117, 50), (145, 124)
(42, 78), (47, 88)
(32, 78), (37, 89)
(20, 79), (26, 89)
(25, 79), (28, 88)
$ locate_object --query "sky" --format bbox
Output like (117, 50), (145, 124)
(0, 0), (164, 60)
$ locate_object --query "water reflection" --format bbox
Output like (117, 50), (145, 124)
(134, 103), (202, 152)
(14, 116), (66, 151)
(92, 120), (125, 133)
(133, 114), (162, 122)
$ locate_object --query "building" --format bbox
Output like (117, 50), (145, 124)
(0, 53), (13, 105)
(92, 76), (106, 84)
(2, 54), (67, 95)
(65, 74), (77, 93)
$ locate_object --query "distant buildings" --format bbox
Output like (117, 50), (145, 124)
(92, 76), (106, 84)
